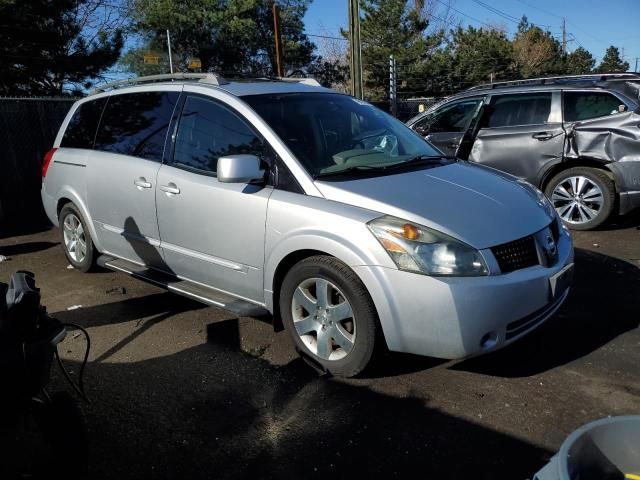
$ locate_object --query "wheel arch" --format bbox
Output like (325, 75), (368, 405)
(269, 249), (329, 332)
(55, 189), (103, 253)
(539, 158), (616, 191)
(264, 233), (393, 338)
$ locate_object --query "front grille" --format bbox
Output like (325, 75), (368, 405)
(491, 235), (539, 273)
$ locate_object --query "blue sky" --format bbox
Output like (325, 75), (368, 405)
(304, 0), (640, 69)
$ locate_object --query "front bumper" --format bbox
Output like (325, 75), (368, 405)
(354, 226), (574, 359)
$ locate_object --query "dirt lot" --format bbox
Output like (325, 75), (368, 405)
(1, 214), (639, 479)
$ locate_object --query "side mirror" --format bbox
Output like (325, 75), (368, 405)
(217, 154), (265, 184)
(414, 124), (430, 136)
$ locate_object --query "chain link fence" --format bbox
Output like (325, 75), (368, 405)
(0, 97), (75, 235)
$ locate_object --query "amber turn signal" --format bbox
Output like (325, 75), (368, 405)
(402, 223), (420, 240)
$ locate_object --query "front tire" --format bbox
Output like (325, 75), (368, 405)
(59, 203), (96, 272)
(279, 256), (378, 377)
(544, 167), (616, 230)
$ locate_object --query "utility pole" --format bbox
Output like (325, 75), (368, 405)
(348, 0), (363, 99)
(272, 3), (285, 77)
(389, 55), (397, 117)
(561, 18), (566, 56)
(635, 57), (639, 73)
(166, 29), (173, 74)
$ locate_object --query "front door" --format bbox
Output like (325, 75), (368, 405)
(86, 88), (181, 267)
(469, 91), (565, 184)
(155, 94), (272, 302)
(412, 97), (484, 156)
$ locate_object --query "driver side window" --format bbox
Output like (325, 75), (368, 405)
(415, 99), (482, 135)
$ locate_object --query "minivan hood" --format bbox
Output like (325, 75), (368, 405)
(315, 162), (553, 249)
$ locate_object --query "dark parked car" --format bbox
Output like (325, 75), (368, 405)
(407, 73), (640, 230)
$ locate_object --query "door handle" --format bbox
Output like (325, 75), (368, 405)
(532, 132), (555, 141)
(447, 142), (459, 149)
(134, 178), (152, 189)
(160, 183), (180, 195)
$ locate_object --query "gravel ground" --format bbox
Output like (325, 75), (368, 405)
(0, 213), (639, 479)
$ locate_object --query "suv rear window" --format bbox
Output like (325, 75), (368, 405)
(60, 97), (107, 149)
(563, 91), (623, 122)
(94, 91), (179, 161)
(488, 92), (552, 128)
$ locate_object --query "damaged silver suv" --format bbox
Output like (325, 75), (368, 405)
(408, 73), (640, 230)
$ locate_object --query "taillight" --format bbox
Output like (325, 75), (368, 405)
(42, 148), (57, 178)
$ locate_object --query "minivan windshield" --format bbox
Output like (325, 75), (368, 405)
(243, 93), (442, 177)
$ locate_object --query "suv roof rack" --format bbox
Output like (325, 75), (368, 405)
(254, 76), (322, 87)
(465, 72), (640, 92)
(89, 73), (229, 95)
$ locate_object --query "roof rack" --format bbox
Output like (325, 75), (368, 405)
(256, 76), (322, 87)
(465, 72), (640, 92)
(89, 73), (229, 95)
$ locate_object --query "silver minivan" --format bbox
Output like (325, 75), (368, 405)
(41, 73), (574, 377)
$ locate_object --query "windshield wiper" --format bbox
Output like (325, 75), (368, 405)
(313, 155), (449, 179)
(313, 165), (387, 179)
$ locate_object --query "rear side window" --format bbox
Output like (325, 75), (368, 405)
(94, 91), (179, 161)
(563, 91), (624, 122)
(60, 97), (107, 149)
(173, 96), (264, 174)
(487, 93), (552, 128)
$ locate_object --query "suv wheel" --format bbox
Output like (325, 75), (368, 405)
(544, 167), (616, 230)
(59, 203), (96, 272)
(279, 256), (378, 377)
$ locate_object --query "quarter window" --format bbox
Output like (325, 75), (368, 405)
(173, 96), (264, 174)
(563, 91), (624, 122)
(487, 93), (552, 128)
(94, 91), (179, 161)
(60, 97), (107, 149)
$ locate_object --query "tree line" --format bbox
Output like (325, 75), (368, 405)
(0, 0), (632, 100)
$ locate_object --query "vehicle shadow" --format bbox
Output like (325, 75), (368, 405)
(452, 248), (640, 377)
(52, 292), (206, 328)
(0, 241), (59, 257)
(41, 321), (553, 480)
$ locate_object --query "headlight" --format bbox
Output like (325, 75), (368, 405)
(368, 216), (488, 276)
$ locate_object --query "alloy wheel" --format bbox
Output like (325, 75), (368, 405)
(62, 213), (87, 263)
(551, 175), (604, 225)
(291, 277), (356, 361)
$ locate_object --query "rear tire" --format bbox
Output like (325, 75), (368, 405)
(279, 256), (378, 377)
(544, 167), (616, 230)
(59, 203), (96, 272)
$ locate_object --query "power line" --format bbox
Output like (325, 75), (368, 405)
(514, 0), (608, 46)
(471, 0), (555, 30)
(307, 33), (348, 42)
(431, 0), (495, 30)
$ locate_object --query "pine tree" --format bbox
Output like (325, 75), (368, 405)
(596, 46), (630, 73)
(0, 0), (124, 95)
(564, 47), (596, 74)
(122, 0), (316, 78)
(358, 0), (443, 100)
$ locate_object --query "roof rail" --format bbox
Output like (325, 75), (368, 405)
(89, 73), (229, 95)
(257, 76), (322, 87)
(465, 72), (640, 92)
